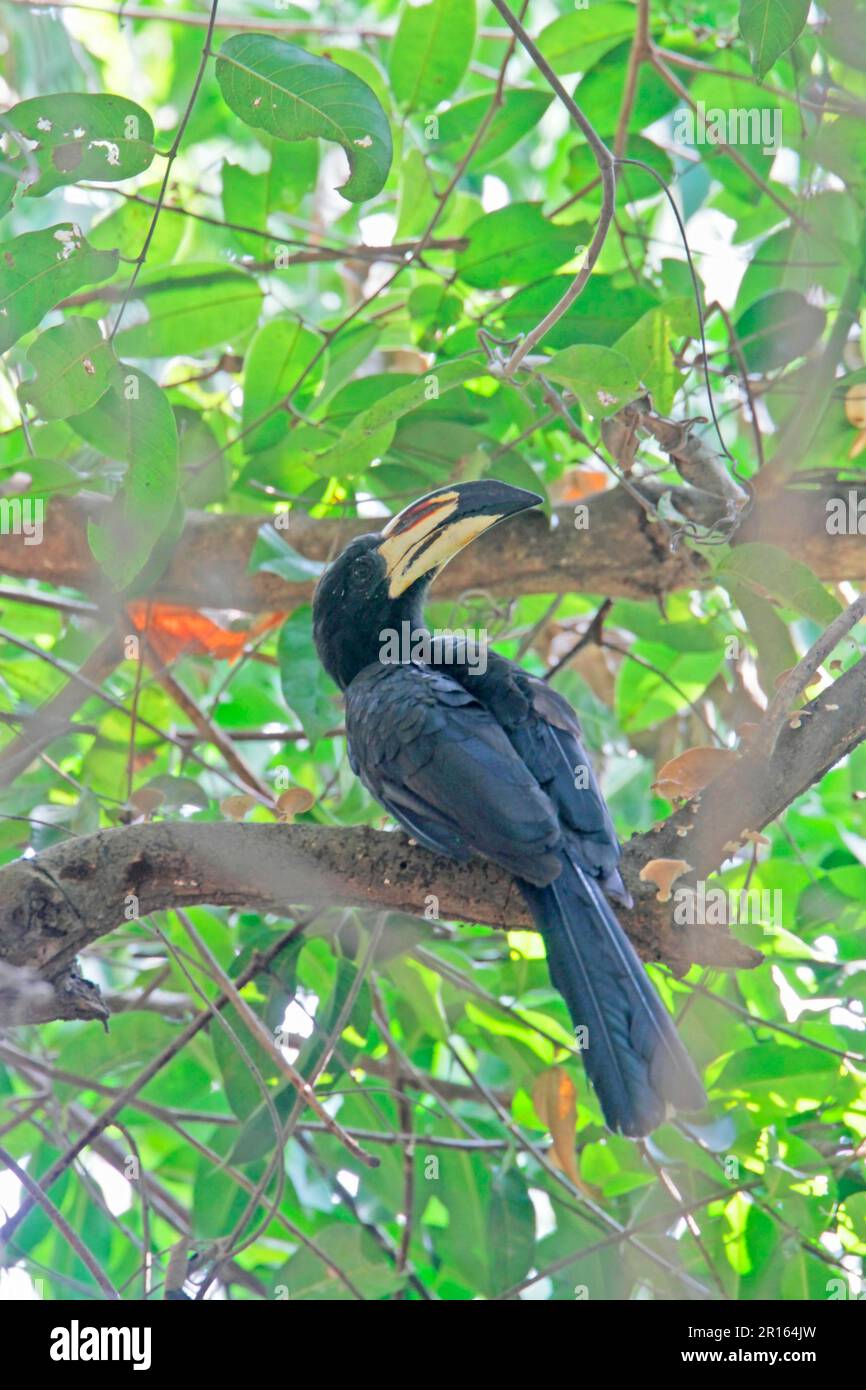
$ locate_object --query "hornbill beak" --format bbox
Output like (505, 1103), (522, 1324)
(377, 479), (543, 598)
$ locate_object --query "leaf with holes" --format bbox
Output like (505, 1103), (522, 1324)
(19, 317), (115, 420)
(543, 344), (640, 418)
(0, 224), (118, 354)
(4, 93), (156, 197)
(215, 35), (392, 202)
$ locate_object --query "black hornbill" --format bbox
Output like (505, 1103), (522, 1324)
(312, 480), (705, 1137)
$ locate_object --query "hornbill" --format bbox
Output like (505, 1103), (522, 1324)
(312, 480), (705, 1137)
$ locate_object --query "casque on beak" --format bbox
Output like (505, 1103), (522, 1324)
(377, 479), (543, 598)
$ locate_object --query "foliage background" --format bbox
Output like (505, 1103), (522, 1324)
(0, 0), (865, 1301)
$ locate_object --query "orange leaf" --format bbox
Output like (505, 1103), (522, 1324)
(126, 601), (285, 664)
(557, 468), (608, 501)
(652, 745), (738, 801)
(533, 1066), (581, 1187)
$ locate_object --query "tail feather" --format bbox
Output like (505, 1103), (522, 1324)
(521, 855), (705, 1138)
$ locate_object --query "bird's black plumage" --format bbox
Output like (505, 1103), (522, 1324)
(312, 481), (705, 1137)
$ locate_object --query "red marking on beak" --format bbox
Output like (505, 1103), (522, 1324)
(387, 496), (451, 537)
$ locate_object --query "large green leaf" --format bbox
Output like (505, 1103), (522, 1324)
(389, 0), (476, 111)
(501, 274), (658, 347)
(308, 357), (486, 476)
(434, 1150), (536, 1297)
(615, 297), (697, 414)
(68, 365), (180, 588)
(543, 344), (640, 418)
(241, 317), (323, 452)
(3, 93), (155, 196)
(718, 543), (842, 625)
(115, 263), (263, 357)
(19, 316), (115, 420)
(739, 0), (810, 78)
(215, 34), (393, 202)
(733, 288), (826, 372)
(435, 88), (552, 166)
(0, 224), (118, 353)
(456, 203), (585, 289)
(538, 3), (644, 75)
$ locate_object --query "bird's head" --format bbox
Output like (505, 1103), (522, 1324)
(312, 479), (542, 688)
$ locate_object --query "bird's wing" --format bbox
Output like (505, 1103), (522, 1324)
(509, 674), (629, 903)
(346, 662), (562, 885)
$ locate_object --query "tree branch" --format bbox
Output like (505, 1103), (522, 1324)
(4, 651), (866, 1023)
(3, 476), (863, 614)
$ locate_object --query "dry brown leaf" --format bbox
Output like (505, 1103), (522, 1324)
(276, 787), (315, 821)
(652, 745), (738, 801)
(639, 858), (692, 902)
(533, 1067), (582, 1188)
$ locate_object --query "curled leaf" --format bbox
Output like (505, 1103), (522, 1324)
(215, 35), (393, 202)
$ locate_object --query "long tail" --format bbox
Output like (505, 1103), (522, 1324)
(520, 854), (705, 1138)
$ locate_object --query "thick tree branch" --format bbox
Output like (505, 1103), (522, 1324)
(4, 652), (865, 1023)
(2, 478), (863, 613)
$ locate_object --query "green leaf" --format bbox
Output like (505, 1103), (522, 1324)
(435, 88), (552, 167)
(733, 288), (826, 372)
(739, 0), (810, 78)
(718, 543), (842, 625)
(277, 1225), (404, 1300)
(456, 203), (586, 289)
(543, 344), (640, 418)
(4, 93), (156, 196)
(69, 365), (179, 588)
(215, 34), (393, 202)
(88, 183), (184, 264)
(212, 1005), (281, 1120)
(538, 3), (643, 75)
(615, 297), (697, 414)
(389, 0), (476, 111)
(248, 522), (325, 584)
(115, 263), (263, 357)
(242, 317), (323, 453)
(277, 606), (339, 741)
(0, 224), (118, 353)
(19, 317), (115, 420)
(308, 356), (486, 476)
(501, 274), (657, 348)
(615, 641), (725, 732)
(435, 1150), (535, 1296)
